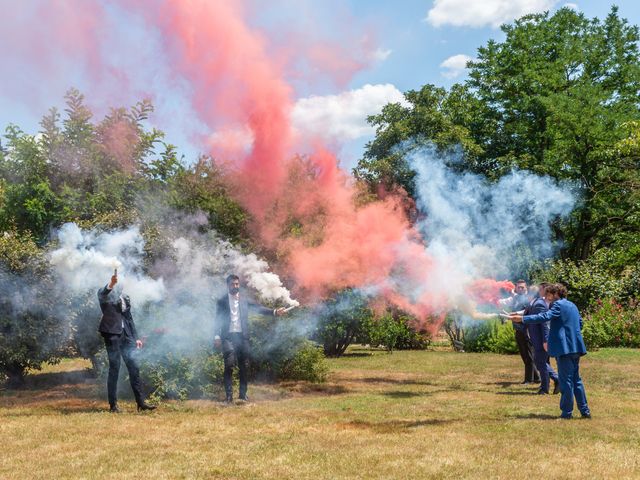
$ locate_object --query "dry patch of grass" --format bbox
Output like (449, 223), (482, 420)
(1, 349), (640, 479)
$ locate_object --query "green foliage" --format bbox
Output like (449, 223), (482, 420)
(531, 245), (640, 310)
(582, 298), (640, 349)
(357, 6), (640, 263)
(463, 320), (519, 354)
(360, 310), (431, 352)
(139, 348), (225, 401)
(279, 341), (328, 383)
(0, 230), (67, 386)
(315, 289), (374, 357)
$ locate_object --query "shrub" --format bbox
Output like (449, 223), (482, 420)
(582, 298), (640, 349)
(464, 319), (518, 354)
(360, 311), (431, 351)
(279, 341), (328, 383)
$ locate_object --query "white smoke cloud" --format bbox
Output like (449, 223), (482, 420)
(409, 148), (576, 288)
(49, 223), (165, 306)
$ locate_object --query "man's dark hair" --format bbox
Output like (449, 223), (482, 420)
(226, 274), (240, 285)
(516, 279), (527, 285)
(545, 283), (568, 298)
(539, 282), (550, 289)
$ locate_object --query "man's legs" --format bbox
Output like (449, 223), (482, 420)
(557, 355), (575, 418)
(533, 349), (550, 393)
(515, 329), (539, 382)
(236, 338), (250, 400)
(570, 354), (590, 416)
(104, 335), (122, 408)
(223, 348), (236, 401)
(121, 343), (144, 406)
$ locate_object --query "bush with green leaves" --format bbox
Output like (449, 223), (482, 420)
(360, 310), (431, 351)
(582, 298), (640, 349)
(0, 230), (69, 386)
(463, 319), (518, 354)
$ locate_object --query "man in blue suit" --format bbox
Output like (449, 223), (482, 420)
(510, 284), (591, 419)
(524, 283), (559, 395)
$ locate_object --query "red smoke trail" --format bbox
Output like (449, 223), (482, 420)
(468, 279), (515, 306)
(5, 0), (510, 327)
(129, 0), (471, 325)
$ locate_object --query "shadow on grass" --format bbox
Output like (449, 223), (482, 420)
(495, 391), (539, 396)
(357, 376), (436, 386)
(21, 369), (96, 391)
(342, 418), (456, 433)
(490, 381), (524, 388)
(511, 413), (559, 420)
(381, 391), (423, 398)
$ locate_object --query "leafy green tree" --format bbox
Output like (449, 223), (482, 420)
(0, 230), (67, 386)
(356, 6), (640, 261)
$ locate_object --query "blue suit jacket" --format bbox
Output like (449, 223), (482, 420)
(523, 298), (587, 357)
(524, 297), (549, 351)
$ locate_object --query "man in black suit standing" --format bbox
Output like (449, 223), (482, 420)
(214, 274), (286, 403)
(98, 271), (155, 413)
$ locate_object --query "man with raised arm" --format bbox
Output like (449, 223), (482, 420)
(98, 271), (156, 413)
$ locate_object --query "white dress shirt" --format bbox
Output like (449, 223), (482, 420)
(228, 293), (242, 333)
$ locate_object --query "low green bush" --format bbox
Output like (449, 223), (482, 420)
(360, 311), (431, 351)
(583, 298), (640, 349)
(464, 319), (518, 354)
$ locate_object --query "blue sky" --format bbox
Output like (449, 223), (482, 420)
(1, 0), (639, 167)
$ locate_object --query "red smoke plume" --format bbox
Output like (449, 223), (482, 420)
(5, 0), (512, 328)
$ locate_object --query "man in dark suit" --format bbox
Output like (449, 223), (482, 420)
(510, 283), (591, 419)
(498, 280), (540, 384)
(214, 274), (286, 403)
(98, 272), (155, 413)
(524, 283), (559, 395)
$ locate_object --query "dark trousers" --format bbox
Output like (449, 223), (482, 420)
(514, 328), (540, 382)
(223, 333), (250, 399)
(557, 354), (590, 418)
(103, 334), (143, 407)
(533, 349), (558, 393)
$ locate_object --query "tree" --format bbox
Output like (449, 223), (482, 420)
(0, 230), (67, 386)
(356, 6), (640, 261)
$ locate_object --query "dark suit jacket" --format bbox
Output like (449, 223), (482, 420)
(97, 285), (138, 339)
(524, 296), (549, 351)
(523, 298), (586, 357)
(215, 294), (273, 344)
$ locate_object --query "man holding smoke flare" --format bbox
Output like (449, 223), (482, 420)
(97, 270), (156, 413)
(509, 283), (591, 419)
(214, 274), (289, 404)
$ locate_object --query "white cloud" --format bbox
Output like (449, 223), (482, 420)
(562, 3), (579, 10)
(292, 83), (409, 141)
(426, 0), (558, 28)
(440, 54), (474, 78)
(371, 48), (392, 62)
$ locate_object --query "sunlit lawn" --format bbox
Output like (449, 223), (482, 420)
(1, 347), (639, 479)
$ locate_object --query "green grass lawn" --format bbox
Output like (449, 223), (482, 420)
(1, 347), (640, 479)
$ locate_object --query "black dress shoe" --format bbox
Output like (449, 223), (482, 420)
(552, 380), (560, 395)
(238, 395), (249, 402)
(581, 412), (592, 419)
(109, 404), (121, 413)
(536, 389), (549, 395)
(224, 395), (233, 404)
(137, 402), (157, 412)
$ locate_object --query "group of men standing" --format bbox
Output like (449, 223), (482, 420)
(97, 272), (285, 413)
(96, 270), (590, 420)
(502, 280), (591, 419)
